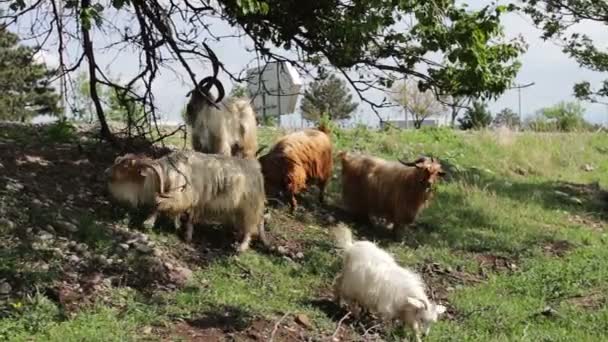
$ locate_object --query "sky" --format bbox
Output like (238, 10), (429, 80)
(10, 0), (608, 127)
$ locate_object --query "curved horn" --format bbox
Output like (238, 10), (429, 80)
(209, 77), (225, 104)
(201, 43), (224, 103)
(399, 157), (426, 167)
(398, 158), (417, 167)
(255, 144), (268, 157)
(138, 160), (165, 196)
(202, 42), (220, 78)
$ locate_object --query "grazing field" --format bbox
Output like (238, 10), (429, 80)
(0, 122), (607, 341)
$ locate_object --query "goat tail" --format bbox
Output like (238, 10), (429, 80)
(331, 223), (353, 250)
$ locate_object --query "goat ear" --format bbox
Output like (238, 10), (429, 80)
(435, 304), (446, 315)
(406, 297), (426, 310)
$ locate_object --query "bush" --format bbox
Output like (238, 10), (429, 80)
(458, 101), (493, 130)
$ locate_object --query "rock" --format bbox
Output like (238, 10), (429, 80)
(0, 282), (11, 295)
(75, 243), (88, 253)
(263, 212), (272, 221)
(569, 197), (583, 205)
(68, 255), (81, 264)
(0, 218), (15, 230)
(541, 305), (558, 317)
(44, 224), (56, 234)
(295, 313), (312, 329)
(295, 252), (304, 260)
(167, 266), (193, 287)
(142, 326), (153, 335)
(118, 243), (130, 252)
(583, 164), (594, 172)
(38, 232), (54, 241)
(326, 215), (336, 224)
(54, 220), (78, 233)
(446, 286), (455, 292)
(135, 243), (153, 254)
(277, 246), (289, 255)
(282, 256), (294, 264)
(95, 255), (110, 267)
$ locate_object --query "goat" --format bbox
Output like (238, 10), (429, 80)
(149, 150), (268, 252)
(339, 152), (445, 236)
(105, 153), (184, 230)
(332, 225), (446, 341)
(258, 124), (333, 209)
(185, 44), (257, 159)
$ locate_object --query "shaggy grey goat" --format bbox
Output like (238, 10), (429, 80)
(185, 45), (258, 159)
(153, 150), (269, 252)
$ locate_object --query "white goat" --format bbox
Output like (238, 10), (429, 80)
(332, 225), (446, 341)
(185, 44), (257, 159)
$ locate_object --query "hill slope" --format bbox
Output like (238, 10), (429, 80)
(0, 122), (607, 341)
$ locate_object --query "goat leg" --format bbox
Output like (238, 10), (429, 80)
(237, 228), (252, 253)
(141, 210), (158, 230)
(318, 180), (327, 205)
(182, 215), (194, 244)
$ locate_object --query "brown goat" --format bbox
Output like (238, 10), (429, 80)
(339, 152), (445, 235)
(258, 125), (333, 209)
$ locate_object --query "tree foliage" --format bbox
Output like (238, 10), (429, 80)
(0, 28), (61, 122)
(229, 84), (249, 98)
(522, 0), (608, 103)
(493, 108), (520, 129)
(223, 0), (525, 99)
(458, 101), (493, 130)
(72, 71), (144, 125)
(300, 72), (358, 122)
(526, 101), (590, 132)
(391, 80), (446, 129)
(4, 0), (525, 141)
(444, 95), (472, 127)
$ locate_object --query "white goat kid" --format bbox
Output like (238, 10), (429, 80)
(332, 225), (446, 341)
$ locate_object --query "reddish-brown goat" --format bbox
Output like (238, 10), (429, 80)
(339, 152), (445, 236)
(258, 125), (333, 209)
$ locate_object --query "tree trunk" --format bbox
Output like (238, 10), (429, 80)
(81, 0), (114, 144)
(451, 108), (457, 127)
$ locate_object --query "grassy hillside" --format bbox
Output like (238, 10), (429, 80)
(0, 122), (607, 341)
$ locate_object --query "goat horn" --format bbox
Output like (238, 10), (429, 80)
(138, 160), (165, 197)
(209, 77), (225, 104)
(398, 158), (418, 167)
(202, 42), (220, 79)
(255, 144), (267, 157)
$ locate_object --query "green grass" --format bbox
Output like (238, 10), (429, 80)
(2, 125), (608, 340)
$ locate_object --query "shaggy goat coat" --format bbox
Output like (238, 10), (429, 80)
(332, 225), (446, 341)
(154, 151), (267, 252)
(258, 126), (333, 208)
(186, 95), (258, 159)
(339, 152), (443, 229)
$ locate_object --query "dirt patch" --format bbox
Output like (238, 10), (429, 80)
(0, 123), (194, 305)
(564, 290), (606, 310)
(158, 314), (314, 342)
(568, 214), (605, 231)
(542, 240), (574, 257)
(475, 254), (518, 273)
(419, 262), (483, 321)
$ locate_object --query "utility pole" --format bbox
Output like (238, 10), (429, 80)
(510, 82), (535, 124)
